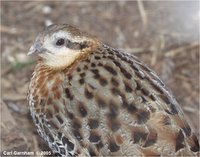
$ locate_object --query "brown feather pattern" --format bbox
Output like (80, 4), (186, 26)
(28, 25), (199, 157)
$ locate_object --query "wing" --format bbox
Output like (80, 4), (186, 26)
(29, 44), (199, 156)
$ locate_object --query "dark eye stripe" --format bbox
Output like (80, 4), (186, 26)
(65, 39), (88, 50)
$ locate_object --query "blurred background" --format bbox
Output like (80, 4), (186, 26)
(1, 1), (199, 156)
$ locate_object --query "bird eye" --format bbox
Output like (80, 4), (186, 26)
(56, 38), (65, 46)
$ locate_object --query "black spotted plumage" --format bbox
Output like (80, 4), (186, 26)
(28, 24), (199, 157)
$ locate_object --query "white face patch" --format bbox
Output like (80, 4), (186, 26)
(39, 50), (81, 68)
(40, 30), (88, 68)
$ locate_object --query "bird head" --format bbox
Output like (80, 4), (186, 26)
(28, 24), (99, 69)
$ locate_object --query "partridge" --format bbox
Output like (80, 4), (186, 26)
(28, 24), (199, 156)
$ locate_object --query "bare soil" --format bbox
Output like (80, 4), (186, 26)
(1, 1), (199, 156)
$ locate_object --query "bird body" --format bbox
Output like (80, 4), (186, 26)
(28, 24), (199, 156)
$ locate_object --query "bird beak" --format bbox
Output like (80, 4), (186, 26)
(28, 41), (43, 55)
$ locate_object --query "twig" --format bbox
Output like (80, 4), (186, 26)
(137, 0), (147, 28)
(175, 74), (191, 82)
(0, 25), (22, 35)
(120, 48), (151, 54)
(2, 94), (27, 101)
(183, 106), (197, 113)
(150, 49), (159, 66)
(32, 135), (43, 157)
(150, 35), (165, 66)
(164, 41), (199, 57)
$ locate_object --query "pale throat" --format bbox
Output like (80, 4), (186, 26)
(40, 50), (81, 69)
